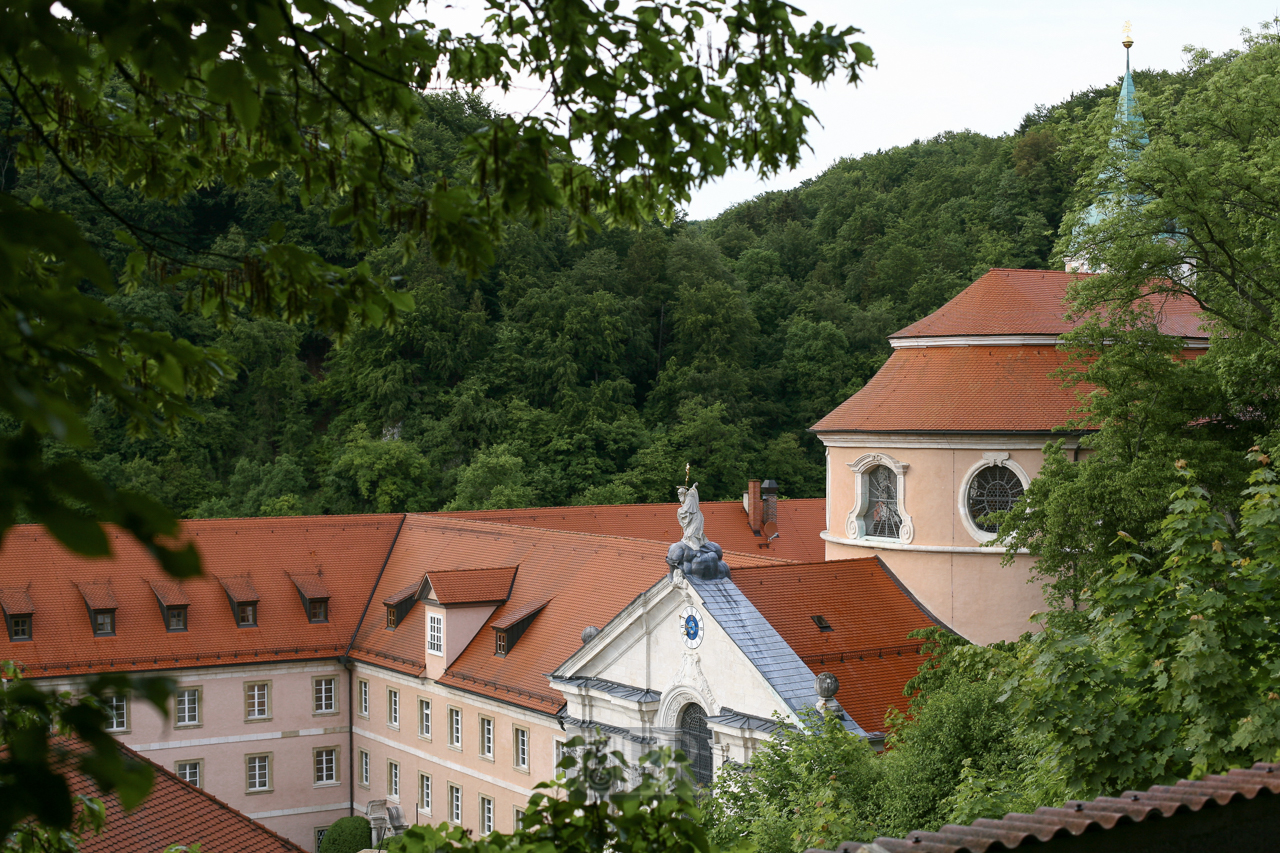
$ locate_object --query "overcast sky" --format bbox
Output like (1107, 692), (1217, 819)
(434, 1), (1275, 219)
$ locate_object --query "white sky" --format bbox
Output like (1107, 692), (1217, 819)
(431, 1), (1275, 219)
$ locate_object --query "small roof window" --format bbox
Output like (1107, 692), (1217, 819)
(490, 599), (549, 657)
(150, 580), (190, 632)
(811, 615), (834, 633)
(383, 582), (419, 631)
(218, 576), (260, 628)
(1, 588), (35, 642)
(76, 583), (118, 638)
(290, 574), (331, 624)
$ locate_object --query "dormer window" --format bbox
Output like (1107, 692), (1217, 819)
(495, 631), (507, 656)
(489, 599), (549, 658)
(150, 579), (191, 633)
(290, 573), (332, 625)
(93, 610), (116, 636)
(166, 606), (188, 631)
(219, 576), (260, 629)
(387, 606), (398, 629)
(309, 599), (328, 622)
(383, 582), (420, 632)
(811, 615), (834, 633)
(1, 589), (35, 642)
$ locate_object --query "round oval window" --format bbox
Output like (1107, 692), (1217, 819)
(967, 466), (1024, 533)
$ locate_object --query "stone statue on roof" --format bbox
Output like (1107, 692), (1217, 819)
(668, 480), (730, 581)
(676, 482), (708, 550)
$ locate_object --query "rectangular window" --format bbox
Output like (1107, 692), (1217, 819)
(315, 828), (329, 850)
(514, 808), (526, 828)
(428, 613), (443, 654)
(313, 677), (337, 714)
(480, 716), (494, 759)
(554, 739), (566, 770)
(104, 694), (128, 732)
(388, 761), (400, 799)
(175, 688), (200, 727)
(245, 682), (270, 720)
(176, 760), (201, 788)
(246, 754), (271, 792)
(309, 599), (329, 622)
(480, 795), (494, 834)
(166, 606), (187, 631)
(237, 602), (257, 627)
(418, 698), (431, 739)
(386, 606), (397, 629)
(359, 749), (370, 788)
(93, 610), (115, 636)
(314, 748), (337, 785)
(448, 707), (461, 748)
(9, 614), (31, 641)
(359, 680), (369, 717)
(495, 631), (507, 655)
(419, 773), (432, 814)
(449, 784), (462, 824)
(514, 727), (529, 770)
(388, 689), (399, 728)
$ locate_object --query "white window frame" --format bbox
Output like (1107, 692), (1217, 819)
(479, 715), (494, 760)
(104, 694), (128, 732)
(174, 687), (201, 727)
(554, 738), (567, 771)
(448, 706), (461, 749)
(480, 795), (494, 835)
(313, 676), (337, 715)
(418, 698), (431, 739)
(957, 452), (1032, 545)
(175, 759), (202, 788)
(514, 807), (526, 828)
(388, 760), (400, 800)
(359, 749), (370, 788)
(419, 772), (432, 815)
(358, 679), (369, 717)
(448, 783), (462, 824)
(387, 688), (400, 728)
(314, 747), (339, 786)
(236, 602), (257, 627)
(513, 725), (529, 771)
(845, 452), (914, 544)
(245, 681), (271, 721)
(246, 753), (272, 793)
(427, 613), (443, 655)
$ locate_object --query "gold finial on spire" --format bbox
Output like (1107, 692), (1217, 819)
(1122, 20), (1134, 50)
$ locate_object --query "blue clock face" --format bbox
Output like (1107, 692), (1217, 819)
(679, 605), (703, 648)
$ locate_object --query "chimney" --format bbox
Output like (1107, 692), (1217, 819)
(761, 479), (778, 528)
(745, 479), (762, 534)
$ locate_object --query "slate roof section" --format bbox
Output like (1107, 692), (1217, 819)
(349, 516), (785, 712)
(426, 565), (518, 604)
(75, 581), (118, 610)
(688, 574), (869, 736)
(440, 498), (826, 562)
(0, 516), (399, 676)
(890, 269), (1204, 340)
(148, 579), (190, 607)
(49, 735), (307, 852)
(550, 674), (662, 704)
(834, 761), (1280, 853)
(734, 557), (944, 732)
(492, 598), (550, 630)
(706, 707), (787, 734)
(0, 587), (35, 614)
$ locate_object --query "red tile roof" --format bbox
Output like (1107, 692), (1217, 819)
(492, 598), (550, 630)
(891, 268), (1205, 339)
(812, 346), (1093, 433)
(348, 517), (787, 712)
(49, 736), (306, 852)
(734, 557), (942, 732)
(75, 581), (118, 610)
(440, 498), (826, 563)
(0, 587), (35, 614)
(426, 565), (518, 604)
(842, 761), (1280, 853)
(0, 516), (400, 677)
(383, 581), (421, 607)
(148, 579), (190, 607)
(218, 575), (260, 603)
(289, 573), (330, 600)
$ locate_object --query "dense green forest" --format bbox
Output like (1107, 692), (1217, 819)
(4, 71), (1170, 517)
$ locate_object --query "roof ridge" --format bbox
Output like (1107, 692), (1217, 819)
(426, 564), (521, 575)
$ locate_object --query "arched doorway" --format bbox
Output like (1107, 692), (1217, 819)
(678, 702), (713, 786)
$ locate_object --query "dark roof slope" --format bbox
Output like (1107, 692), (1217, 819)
(891, 269), (1204, 340)
(831, 761), (1280, 853)
(440, 498), (826, 562)
(0, 516), (400, 676)
(51, 736), (306, 852)
(734, 557), (942, 732)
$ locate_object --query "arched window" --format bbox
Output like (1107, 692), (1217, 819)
(966, 466), (1025, 533)
(678, 703), (713, 786)
(862, 465), (902, 539)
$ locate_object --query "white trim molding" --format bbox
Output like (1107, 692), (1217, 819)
(818, 434), (1080, 451)
(958, 453), (1031, 545)
(845, 453), (913, 545)
(820, 530), (1029, 555)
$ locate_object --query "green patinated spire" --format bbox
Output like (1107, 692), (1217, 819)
(1113, 42), (1148, 148)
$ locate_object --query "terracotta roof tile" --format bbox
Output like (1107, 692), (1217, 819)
(75, 581), (118, 610)
(890, 268), (1204, 339)
(835, 761), (1280, 853)
(734, 557), (942, 732)
(440, 498), (826, 562)
(426, 565), (518, 604)
(349, 517), (787, 711)
(383, 581), (421, 607)
(492, 598), (550, 630)
(218, 575), (260, 603)
(47, 736), (306, 852)
(289, 573), (329, 600)
(0, 587), (35, 614)
(0, 516), (399, 676)
(147, 579), (190, 607)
